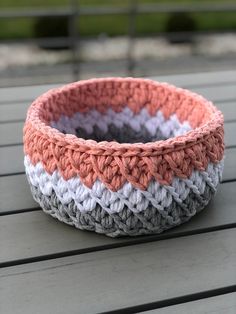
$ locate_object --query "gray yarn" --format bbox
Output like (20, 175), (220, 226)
(76, 123), (166, 143)
(29, 183), (214, 237)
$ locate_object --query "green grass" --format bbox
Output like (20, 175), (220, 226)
(0, 20), (34, 39)
(0, 0), (234, 7)
(0, 1), (236, 39)
(194, 12), (236, 31)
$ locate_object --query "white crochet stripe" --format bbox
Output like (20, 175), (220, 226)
(51, 107), (192, 139)
(24, 156), (223, 214)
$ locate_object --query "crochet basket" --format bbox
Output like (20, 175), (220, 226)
(23, 77), (224, 237)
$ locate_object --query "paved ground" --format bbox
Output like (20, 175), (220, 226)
(0, 33), (236, 86)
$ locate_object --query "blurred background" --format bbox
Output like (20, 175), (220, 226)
(0, 0), (236, 86)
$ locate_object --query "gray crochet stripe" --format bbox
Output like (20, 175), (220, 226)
(75, 124), (166, 143)
(29, 183), (215, 237)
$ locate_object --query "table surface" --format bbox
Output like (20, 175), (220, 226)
(0, 70), (236, 314)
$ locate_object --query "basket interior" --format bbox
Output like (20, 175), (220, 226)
(45, 79), (211, 144)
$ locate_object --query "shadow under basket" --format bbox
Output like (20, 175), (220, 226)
(23, 77), (225, 237)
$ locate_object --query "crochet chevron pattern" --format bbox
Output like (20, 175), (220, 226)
(23, 77), (225, 237)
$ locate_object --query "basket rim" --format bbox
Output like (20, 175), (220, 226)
(24, 77), (224, 157)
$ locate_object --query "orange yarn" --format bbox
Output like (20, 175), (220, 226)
(23, 77), (224, 191)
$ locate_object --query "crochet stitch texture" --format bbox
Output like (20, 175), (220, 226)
(23, 77), (225, 237)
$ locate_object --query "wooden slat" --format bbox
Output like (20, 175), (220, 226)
(216, 101), (236, 122)
(144, 292), (236, 314)
(0, 175), (37, 212)
(0, 83), (59, 103)
(0, 74), (235, 107)
(1, 181), (236, 263)
(0, 102), (29, 122)
(191, 84), (236, 103)
(0, 122), (23, 146)
(153, 70), (236, 88)
(0, 210), (126, 264)
(223, 148), (236, 182)
(0, 70), (235, 104)
(1, 228), (235, 313)
(0, 145), (24, 175)
(225, 123), (236, 147)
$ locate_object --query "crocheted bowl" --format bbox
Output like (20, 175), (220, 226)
(23, 77), (224, 237)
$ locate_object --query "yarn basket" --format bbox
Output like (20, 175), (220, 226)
(23, 77), (224, 237)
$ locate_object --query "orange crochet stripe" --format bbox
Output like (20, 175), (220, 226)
(26, 78), (211, 127)
(23, 77), (224, 191)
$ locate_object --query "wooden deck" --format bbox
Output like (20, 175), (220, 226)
(0, 70), (236, 314)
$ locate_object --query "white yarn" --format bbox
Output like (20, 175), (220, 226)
(25, 156), (223, 215)
(51, 107), (192, 139)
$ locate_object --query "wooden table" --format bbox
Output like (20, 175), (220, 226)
(0, 70), (236, 314)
